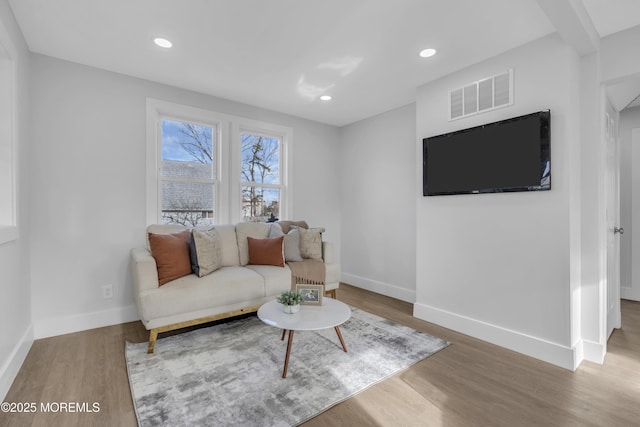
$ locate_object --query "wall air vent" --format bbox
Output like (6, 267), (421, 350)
(450, 69), (513, 120)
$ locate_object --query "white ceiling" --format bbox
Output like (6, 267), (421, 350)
(582, 0), (640, 110)
(582, 0), (640, 37)
(8, 0), (640, 125)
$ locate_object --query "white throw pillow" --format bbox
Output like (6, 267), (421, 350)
(297, 227), (323, 260)
(190, 229), (222, 277)
(269, 223), (304, 262)
(212, 224), (240, 266)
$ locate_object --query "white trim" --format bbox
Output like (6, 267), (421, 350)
(146, 98), (232, 225)
(0, 324), (33, 401)
(0, 225), (17, 244)
(413, 302), (577, 370)
(146, 99), (293, 225)
(621, 286), (640, 300)
(0, 31), (17, 234)
(581, 338), (606, 364)
(33, 305), (139, 340)
(572, 339), (584, 368)
(342, 273), (416, 303)
(598, 90), (608, 345)
(232, 118), (293, 222)
(622, 128), (640, 301)
(598, 91), (613, 347)
(146, 100), (159, 225)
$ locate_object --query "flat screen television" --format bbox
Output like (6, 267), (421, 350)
(423, 110), (550, 196)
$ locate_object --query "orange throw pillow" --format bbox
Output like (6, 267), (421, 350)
(247, 236), (285, 267)
(148, 230), (192, 285)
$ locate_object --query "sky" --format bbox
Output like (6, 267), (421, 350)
(161, 118), (213, 162)
(160, 118), (281, 204)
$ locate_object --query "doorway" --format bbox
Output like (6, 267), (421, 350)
(620, 114), (640, 301)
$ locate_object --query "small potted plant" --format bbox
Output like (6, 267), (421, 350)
(276, 290), (303, 314)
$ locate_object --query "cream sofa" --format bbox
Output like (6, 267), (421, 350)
(130, 221), (340, 353)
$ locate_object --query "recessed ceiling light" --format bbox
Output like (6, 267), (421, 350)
(419, 48), (437, 58)
(320, 95), (332, 101)
(154, 38), (173, 48)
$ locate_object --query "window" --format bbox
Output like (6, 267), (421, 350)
(147, 99), (292, 226)
(160, 119), (216, 227)
(0, 34), (17, 244)
(240, 132), (282, 222)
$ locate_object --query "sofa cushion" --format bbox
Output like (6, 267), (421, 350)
(246, 264), (293, 298)
(247, 236), (285, 267)
(139, 266), (265, 320)
(297, 227), (323, 260)
(236, 222), (271, 266)
(148, 229), (192, 286)
(190, 229), (222, 277)
(212, 224), (240, 267)
(269, 223), (303, 262)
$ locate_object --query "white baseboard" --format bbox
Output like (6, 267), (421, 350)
(413, 302), (577, 371)
(33, 305), (140, 339)
(581, 338), (606, 364)
(621, 286), (640, 301)
(573, 339), (584, 368)
(341, 273), (415, 303)
(0, 324), (33, 401)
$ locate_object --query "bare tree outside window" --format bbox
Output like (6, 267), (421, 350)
(241, 133), (281, 221)
(161, 119), (215, 227)
(177, 123), (213, 164)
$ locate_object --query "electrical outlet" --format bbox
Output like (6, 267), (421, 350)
(102, 284), (113, 299)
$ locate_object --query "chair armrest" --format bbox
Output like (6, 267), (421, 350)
(322, 241), (334, 263)
(131, 247), (160, 294)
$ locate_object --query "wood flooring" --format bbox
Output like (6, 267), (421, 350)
(2, 284), (639, 426)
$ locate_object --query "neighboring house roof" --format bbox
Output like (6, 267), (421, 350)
(162, 159), (212, 179)
(160, 159), (278, 214)
(161, 160), (214, 211)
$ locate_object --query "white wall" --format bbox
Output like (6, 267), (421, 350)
(600, 26), (640, 84)
(28, 54), (341, 339)
(339, 104), (417, 302)
(0, 0), (32, 400)
(578, 52), (607, 363)
(620, 106), (640, 300)
(414, 34), (582, 370)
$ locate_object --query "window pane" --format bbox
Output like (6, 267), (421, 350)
(241, 186), (279, 221)
(241, 133), (280, 184)
(162, 181), (214, 227)
(162, 119), (215, 178)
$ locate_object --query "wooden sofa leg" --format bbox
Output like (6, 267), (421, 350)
(147, 329), (158, 354)
(325, 289), (337, 299)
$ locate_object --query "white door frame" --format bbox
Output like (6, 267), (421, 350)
(621, 128), (640, 301)
(603, 97), (622, 342)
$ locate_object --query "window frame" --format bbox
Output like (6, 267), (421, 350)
(158, 117), (219, 227)
(147, 99), (231, 225)
(232, 122), (292, 222)
(0, 26), (18, 244)
(146, 99), (293, 225)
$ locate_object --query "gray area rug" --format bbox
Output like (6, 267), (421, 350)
(125, 307), (449, 427)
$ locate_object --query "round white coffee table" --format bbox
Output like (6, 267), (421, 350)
(257, 298), (351, 378)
